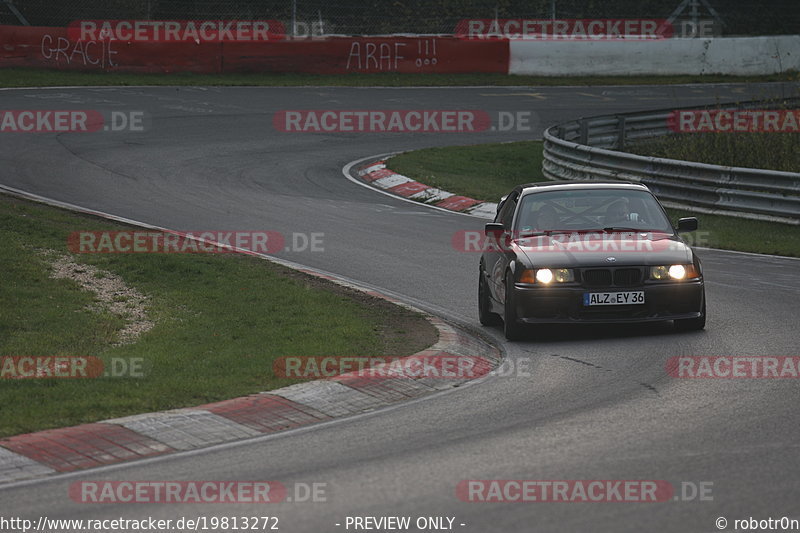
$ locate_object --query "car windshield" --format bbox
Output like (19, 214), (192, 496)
(515, 188), (674, 234)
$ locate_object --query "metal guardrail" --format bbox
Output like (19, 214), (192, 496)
(543, 98), (800, 224)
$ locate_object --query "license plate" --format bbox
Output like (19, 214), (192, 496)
(583, 291), (645, 306)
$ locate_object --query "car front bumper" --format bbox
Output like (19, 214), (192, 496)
(513, 280), (704, 324)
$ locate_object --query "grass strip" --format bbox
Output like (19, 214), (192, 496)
(628, 132), (800, 174)
(0, 194), (435, 437)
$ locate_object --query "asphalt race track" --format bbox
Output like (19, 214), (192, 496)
(1, 82), (799, 532)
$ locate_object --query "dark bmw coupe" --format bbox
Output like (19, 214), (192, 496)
(478, 181), (706, 340)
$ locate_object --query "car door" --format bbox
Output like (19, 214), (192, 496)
(485, 191), (519, 304)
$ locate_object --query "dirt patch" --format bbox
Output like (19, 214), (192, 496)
(39, 250), (154, 345)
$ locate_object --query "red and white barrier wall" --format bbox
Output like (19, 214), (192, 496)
(0, 26), (508, 73)
(509, 36), (800, 76)
(1, 25), (797, 75)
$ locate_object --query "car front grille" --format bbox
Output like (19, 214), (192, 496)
(582, 269), (612, 287)
(580, 267), (643, 288)
(614, 268), (641, 286)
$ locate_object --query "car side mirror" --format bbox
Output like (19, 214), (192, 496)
(485, 222), (505, 237)
(485, 222), (512, 250)
(677, 217), (698, 233)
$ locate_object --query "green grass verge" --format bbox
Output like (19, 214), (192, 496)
(0, 194), (435, 437)
(387, 141), (800, 257)
(628, 133), (800, 173)
(389, 141), (546, 201)
(1, 68), (797, 88)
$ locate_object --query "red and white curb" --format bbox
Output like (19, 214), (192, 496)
(0, 185), (501, 484)
(0, 318), (497, 483)
(357, 160), (498, 219)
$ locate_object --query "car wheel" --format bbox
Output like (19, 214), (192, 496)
(504, 272), (527, 341)
(675, 298), (706, 331)
(478, 269), (502, 326)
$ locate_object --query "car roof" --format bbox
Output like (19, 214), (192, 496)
(496, 180), (651, 210)
(515, 180), (648, 197)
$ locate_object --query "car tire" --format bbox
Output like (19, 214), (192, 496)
(504, 273), (527, 341)
(478, 270), (503, 326)
(675, 298), (706, 331)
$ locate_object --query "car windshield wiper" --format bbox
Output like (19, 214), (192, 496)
(602, 227), (641, 232)
(518, 228), (654, 238)
(517, 230), (578, 238)
(532, 229), (613, 234)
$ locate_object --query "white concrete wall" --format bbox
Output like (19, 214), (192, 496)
(509, 36), (800, 76)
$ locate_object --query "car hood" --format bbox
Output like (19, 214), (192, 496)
(513, 231), (693, 267)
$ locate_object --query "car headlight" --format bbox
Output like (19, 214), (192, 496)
(520, 268), (574, 284)
(650, 264), (699, 280)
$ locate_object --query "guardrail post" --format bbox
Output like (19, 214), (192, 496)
(579, 119), (588, 145)
(617, 116), (626, 150)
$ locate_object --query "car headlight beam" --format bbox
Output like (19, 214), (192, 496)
(668, 264), (686, 280)
(650, 264), (698, 281)
(536, 269), (554, 284)
(525, 268), (574, 284)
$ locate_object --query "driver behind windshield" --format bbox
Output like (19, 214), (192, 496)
(604, 199), (631, 226)
(535, 204), (560, 230)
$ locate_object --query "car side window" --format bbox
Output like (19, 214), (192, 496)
(496, 193), (518, 229)
(493, 200), (506, 224)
